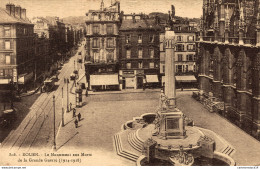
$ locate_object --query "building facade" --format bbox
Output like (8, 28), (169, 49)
(32, 17), (66, 69)
(199, 0), (260, 140)
(160, 24), (198, 88)
(119, 15), (161, 90)
(0, 4), (34, 90)
(85, 0), (121, 91)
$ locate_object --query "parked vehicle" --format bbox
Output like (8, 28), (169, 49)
(42, 77), (55, 93)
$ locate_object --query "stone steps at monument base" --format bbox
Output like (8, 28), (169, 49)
(222, 145), (235, 156)
(113, 133), (138, 162)
(133, 129), (144, 145)
(127, 132), (142, 152)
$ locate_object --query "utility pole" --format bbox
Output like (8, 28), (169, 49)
(67, 78), (69, 112)
(53, 95), (56, 150)
(62, 87), (64, 127)
(34, 61), (37, 89)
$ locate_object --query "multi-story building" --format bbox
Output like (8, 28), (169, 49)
(84, 0), (121, 91)
(160, 23), (198, 88)
(34, 35), (49, 80)
(119, 15), (161, 90)
(0, 4), (34, 90)
(198, 0), (260, 140)
(32, 17), (66, 69)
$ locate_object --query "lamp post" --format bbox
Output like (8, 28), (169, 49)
(62, 87), (64, 127)
(67, 78), (69, 112)
(53, 95), (56, 150)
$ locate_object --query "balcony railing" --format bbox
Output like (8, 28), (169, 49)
(203, 36), (215, 42)
(202, 35), (257, 46)
(228, 37), (239, 44)
(243, 38), (256, 46)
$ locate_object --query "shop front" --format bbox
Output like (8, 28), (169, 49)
(119, 70), (159, 90)
(89, 74), (119, 91)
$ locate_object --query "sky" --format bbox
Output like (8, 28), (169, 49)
(0, 0), (203, 19)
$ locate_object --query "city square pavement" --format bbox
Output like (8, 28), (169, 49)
(55, 90), (260, 166)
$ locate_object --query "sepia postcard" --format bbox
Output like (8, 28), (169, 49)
(0, 0), (260, 167)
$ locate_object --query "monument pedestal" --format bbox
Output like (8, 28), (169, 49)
(159, 108), (186, 139)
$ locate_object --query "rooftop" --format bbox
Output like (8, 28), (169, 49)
(120, 18), (162, 31)
(0, 7), (31, 24)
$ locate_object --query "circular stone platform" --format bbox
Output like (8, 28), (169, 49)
(138, 124), (204, 150)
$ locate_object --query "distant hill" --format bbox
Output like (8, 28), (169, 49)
(62, 16), (87, 26)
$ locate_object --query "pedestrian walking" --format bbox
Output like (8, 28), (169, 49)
(64, 78), (66, 83)
(73, 108), (76, 117)
(70, 102), (72, 111)
(143, 78), (146, 91)
(74, 118), (78, 128)
(85, 90), (88, 97)
(78, 112), (81, 121)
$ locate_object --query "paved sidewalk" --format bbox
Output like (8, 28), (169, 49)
(54, 91), (260, 166)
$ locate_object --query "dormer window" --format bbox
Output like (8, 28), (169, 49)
(138, 34), (142, 43)
(126, 34), (131, 44)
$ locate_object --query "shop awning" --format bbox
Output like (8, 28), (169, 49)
(90, 74), (119, 86)
(175, 75), (197, 82)
(146, 75), (159, 83)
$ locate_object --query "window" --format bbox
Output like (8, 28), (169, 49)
(138, 34), (142, 43)
(5, 41), (11, 49)
(193, 65), (196, 72)
(126, 62), (131, 69)
(4, 26), (11, 37)
(126, 34), (131, 43)
(138, 48), (143, 58)
(93, 25), (99, 34)
(177, 36), (183, 42)
(0, 69), (3, 77)
(187, 44), (195, 51)
(149, 62), (154, 68)
(94, 52), (99, 62)
(176, 44), (184, 51)
(186, 65), (188, 72)
(187, 36), (194, 42)
(126, 50), (131, 58)
(177, 26), (181, 31)
(107, 52), (114, 62)
(107, 25), (113, 34)
(149, 48), (154, 58)
(6, 55), (11, 64)
(177, 65), (182, 72)
(4, 69), (12, 78)
(178, 54), (183, 61)
(163, 65), (165, 73)
(93, 38), (99, 48)
(107, 38), (113, 48)
(149, 35), (154, 43)
(138, 62), (143, 68)
(193, 55), (197, 61)
(186, 54), (193, 61)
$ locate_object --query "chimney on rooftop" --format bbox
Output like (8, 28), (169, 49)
(21, 8), (26, 19)
(6, 4), (16, 17)
(15, 6), (21, 18)
(6, 4), (11, 15)
(10, 4), (15, 17)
